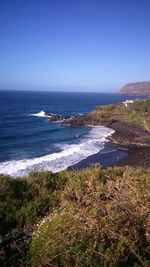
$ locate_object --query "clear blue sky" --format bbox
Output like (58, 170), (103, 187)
(0, 0), (150, 91)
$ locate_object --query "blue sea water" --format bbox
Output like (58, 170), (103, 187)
(0, 90), (138, 176)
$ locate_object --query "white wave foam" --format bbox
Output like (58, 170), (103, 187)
(31, 111), (50, 117)
(0, 126), (114, 177)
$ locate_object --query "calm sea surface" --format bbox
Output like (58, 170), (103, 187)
(0, 90), (138, 176)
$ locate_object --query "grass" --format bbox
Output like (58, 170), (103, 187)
(29, 166), (150, 267)
(1, 165), (150, 266)
(91, 99), (150, 130)
(0, 170), (67, 235)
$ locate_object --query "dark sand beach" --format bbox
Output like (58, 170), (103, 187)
(116, 146), (150, 168)
(69, 142), (128, 170)
(69, 145), (150, 170)
(69, 120), (150, 170)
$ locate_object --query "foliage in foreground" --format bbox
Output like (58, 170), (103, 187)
(30, 166), (150, 267)
(1, 166), (150, 266)
(0, 171), (67, 235)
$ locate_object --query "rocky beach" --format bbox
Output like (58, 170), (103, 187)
(48, 99), (150, 169)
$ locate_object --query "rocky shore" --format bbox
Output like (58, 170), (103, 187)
(61, 102), (150, 146)
(46, 100), (150, 168)
(62, 117), (150, 147)
(61, 99), (150, 168)
(108, 121), (150, 147)
(45, 113), (70, 122)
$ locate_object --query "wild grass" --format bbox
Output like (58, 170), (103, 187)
(91, 99), (150, 130)
(0, 171), (67, 235)
(30, 166), (150, 267)
(1, 165), (150, 266)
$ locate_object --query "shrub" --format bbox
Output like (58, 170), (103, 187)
(130, 99), (150, 113)
(30, 166), (150, 267)
(0, 170), (67, 235)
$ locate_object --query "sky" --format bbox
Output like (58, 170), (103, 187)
(0, 0), (150, 92)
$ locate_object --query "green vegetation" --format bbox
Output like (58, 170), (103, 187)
(30, 166), (150, 267)
(1, 165), (150, 266)
(92, 99), (150, 130)
(131, 99), (150, 112)
(0, 171), (67, 235)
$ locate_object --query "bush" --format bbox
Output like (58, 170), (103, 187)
(0, 171), (67, 235)
(30, 166), (150, 267)
(130, 99), (150, 113)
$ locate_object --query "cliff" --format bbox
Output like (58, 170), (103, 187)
(120, 81), (150, 95)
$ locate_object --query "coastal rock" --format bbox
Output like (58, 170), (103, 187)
(62, 99), (150, 148)
(61, 113), (117, 127)
(46, 113), (70, 123)
(109, 121), (150, 147)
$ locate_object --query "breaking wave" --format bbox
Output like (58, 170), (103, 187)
(0, 126), (114, 177)
(31, 111), (50, 117)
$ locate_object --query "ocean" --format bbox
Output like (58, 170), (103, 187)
(0, 90), (137, 177)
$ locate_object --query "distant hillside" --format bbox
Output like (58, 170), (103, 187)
(120, 81), (150, 96)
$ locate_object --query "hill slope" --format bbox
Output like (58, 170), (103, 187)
(120, 81), (150, 96)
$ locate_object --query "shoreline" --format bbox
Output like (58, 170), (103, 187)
(115, 146), (150, 168)
(1, 125), (148, 177)
(63, 98), (150, 171)
(68, 141), (128, 170)
(69, 144), (150, 171)
(0, 124), (149, 177)
(69, 121), (150, 171)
